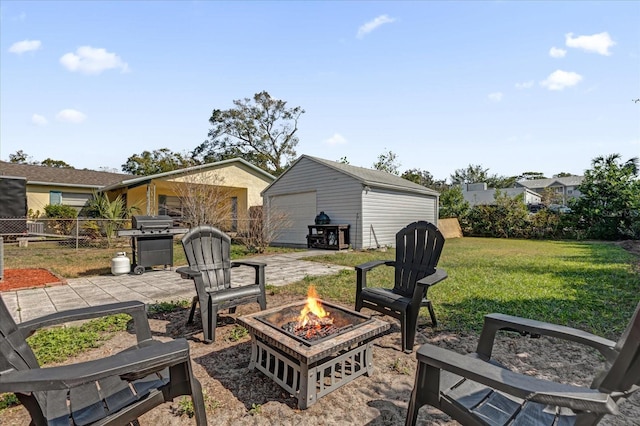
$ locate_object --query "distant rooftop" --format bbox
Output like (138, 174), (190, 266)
(0, 161), (131, 188)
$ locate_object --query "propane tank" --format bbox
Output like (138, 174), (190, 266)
(111, 252), (130, 275)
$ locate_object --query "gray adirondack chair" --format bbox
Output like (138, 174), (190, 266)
(0, 297), (207, 425)
(177, 225), (266, 343)
(406, 302), (640, 425)
(355, 221), (447, 353)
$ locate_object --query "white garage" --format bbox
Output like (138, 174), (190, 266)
(262, 155), (440, 249)
(268, 191), (316, 245)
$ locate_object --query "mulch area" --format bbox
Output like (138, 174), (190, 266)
(0, 268), (65, 292)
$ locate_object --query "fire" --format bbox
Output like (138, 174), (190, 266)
(298, 286), (329, 327)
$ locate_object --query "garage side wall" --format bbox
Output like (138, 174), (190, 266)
(263, 158), (363, 247)
(361, 188), (437, 249)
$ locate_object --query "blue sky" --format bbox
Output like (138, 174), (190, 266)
(2, 1), (639, 181)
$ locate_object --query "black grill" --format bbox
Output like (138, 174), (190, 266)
(117, 216), (188, 274)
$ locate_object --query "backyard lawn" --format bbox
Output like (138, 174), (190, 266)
(2, 241), (299, 278)
(274, 237), (639, 339)
(3, 237), (638, 339)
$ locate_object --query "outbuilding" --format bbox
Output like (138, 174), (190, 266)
(262, 155), (440, 249)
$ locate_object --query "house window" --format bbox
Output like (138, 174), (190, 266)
(158, 195), (183, 218)
(62, 192), (92, 210)
(49, 191), (62, 205)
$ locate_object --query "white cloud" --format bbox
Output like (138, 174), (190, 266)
(59, 46), (129, 74)
(488, 92), (503, 102)
(540, 70), (583, 91)
(31, 114), (48, 126)
(9, 39), (41, 54)
(515, 80), (534, 89)
(565, 32), (615, 56)
(549, 47), (566, 58)
(324, 133), (348, 145)
(56, 109), (87, 123)
(357, 15), (396, 39)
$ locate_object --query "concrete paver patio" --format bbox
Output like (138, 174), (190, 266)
(2, 250), (350, 323)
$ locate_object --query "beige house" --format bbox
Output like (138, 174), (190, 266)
(1, 159), (274, 233)
(101, 158), (275, 231)
(0, 161), (129, 216)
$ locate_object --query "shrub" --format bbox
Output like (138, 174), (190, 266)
(43, 204), (78, 235)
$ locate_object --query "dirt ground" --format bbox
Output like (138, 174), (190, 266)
(2, 293), (639, 426)
(2, 241), (639, 425)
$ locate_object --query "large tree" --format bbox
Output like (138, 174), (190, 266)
(122, 148), (194, 176)
(570, 154), (640, 239)
(450, 164), (514, 188)
(194, 91), (305, 176)
(8, 150), (36, 164)
(401, 168), (446, 191)
(372, 149), (400, 175)
(41, 158), (73, 168)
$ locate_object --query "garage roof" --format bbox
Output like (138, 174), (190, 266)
(264, 155), (440, 196)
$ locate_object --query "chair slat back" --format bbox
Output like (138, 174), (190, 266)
(181, 226), (232, 292)
(595, 301), (640, 392)
(0, 297), (40, 373)
(0, 296), (47, 412)
(394, 221), (445, 297)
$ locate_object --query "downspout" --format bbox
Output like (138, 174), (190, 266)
(146, 183), (151, 215)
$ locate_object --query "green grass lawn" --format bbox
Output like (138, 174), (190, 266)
(272, 237), (639, 339)
(3, 241), (300, 278)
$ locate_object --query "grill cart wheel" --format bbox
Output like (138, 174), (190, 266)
(133, 265), (145, 275)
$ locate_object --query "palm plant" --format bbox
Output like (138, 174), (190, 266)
(84, 191), (140, 247)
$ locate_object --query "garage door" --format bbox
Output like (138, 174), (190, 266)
(269, 192), (316, 246)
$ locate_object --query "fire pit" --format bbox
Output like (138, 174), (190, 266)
(237, 288), (389, 409)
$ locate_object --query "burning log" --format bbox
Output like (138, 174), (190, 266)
(283, 312), (337, 341)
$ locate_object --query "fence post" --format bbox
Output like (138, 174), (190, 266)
(0, 236), (4, 280)
(76, 216), (79, 251)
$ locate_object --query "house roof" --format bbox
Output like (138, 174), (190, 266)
(516, 176), (584, 189)
(101, 157), (275, 191)
(0, 161), (131, 189)
(263, 155), (440, 196)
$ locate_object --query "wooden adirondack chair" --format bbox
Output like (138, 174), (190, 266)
(177, 225), (267, 343)
(406, 302), (640, 425)
(355, 221), (447, 353)
(0, 297), (207, 425)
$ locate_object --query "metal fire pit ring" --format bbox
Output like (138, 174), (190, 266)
(238, 301), (390, 409)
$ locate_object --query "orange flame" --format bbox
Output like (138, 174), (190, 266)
(298, 285), (329, 327)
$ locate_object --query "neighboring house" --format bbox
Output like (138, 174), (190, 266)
(461, 183), (541, 207)
(0, 161), (130, 215)
(262, 155), (440, 249)
(515, 176), (584, 205)
(101, 158), (275, 231)
(0, 159), (274, 234)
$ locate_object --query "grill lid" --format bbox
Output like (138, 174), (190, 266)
(131, 215), (173, 230)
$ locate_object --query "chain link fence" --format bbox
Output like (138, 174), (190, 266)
(0, 217), (135, 249)
(0, 214), (276, 252)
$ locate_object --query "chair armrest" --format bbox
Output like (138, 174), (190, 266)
(476, 313), (618, 363)
(355, 260), (394, 273)
(0, 339), (190, 393)
(416, 268), (448, 288)
(415, 343), (620, 415)
(231, 260), (265, 269)
(231, 261), (266, 287)
(17, 301), (152, 344)
(176, 266), (201, 279)
(355, 260), (394, 292)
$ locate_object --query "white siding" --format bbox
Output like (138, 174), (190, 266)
(264, 157), (362, 247)
(361, 188), (437, 249)
(269, 192), (316, 245)
(263, 156), (438, 249)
